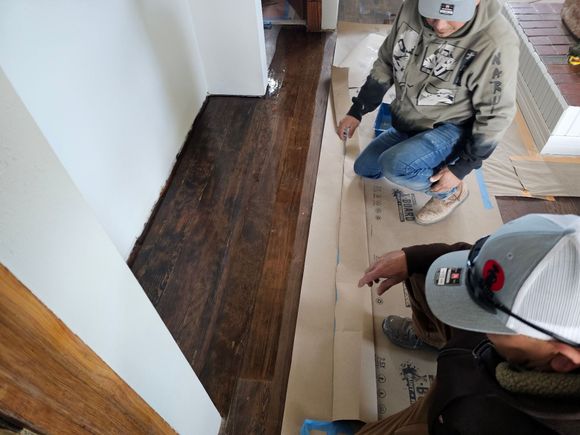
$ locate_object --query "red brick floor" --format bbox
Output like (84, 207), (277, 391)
(509, 2), (580, 107)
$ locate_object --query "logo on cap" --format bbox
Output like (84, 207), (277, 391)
(439, 3), (455, 15)
(483, 260), (505, 292)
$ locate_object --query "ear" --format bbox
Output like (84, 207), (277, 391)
(550, 343), (580, 373)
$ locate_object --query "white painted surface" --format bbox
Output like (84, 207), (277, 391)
(541, 108), (580, 156)
(0, 68), (221, 434)
(322, 0), (340, 30)
(189, 0), (268, 95)
(553, 107), (580, 137)
(0, 0), (209, 259)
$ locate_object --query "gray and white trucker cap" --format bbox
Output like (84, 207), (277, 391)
(418, 0), (478, 21)
(425, 214), (580, 343)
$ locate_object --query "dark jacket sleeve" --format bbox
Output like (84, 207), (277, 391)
(347, 76), (391, 121)
(402, 242), (472, 276)
(448, 40), (519, 179)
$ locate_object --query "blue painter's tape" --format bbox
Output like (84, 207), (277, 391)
(475, 168), (493, 210)
(300, 419), (355, 435)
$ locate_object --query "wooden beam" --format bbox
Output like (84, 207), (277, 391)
(307, 0), (322, 32)
(0, 264), (175, 434)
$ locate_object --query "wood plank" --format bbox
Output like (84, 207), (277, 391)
(221, 380), (271, 435)
(0, 264), (174, 434)
(193, 99), (291, 411)
(307, 0), (322, 31)
(191, 31), (308, 412)
(497, 196), (580, 223)
(219, 31), (336, 435)
(240, 31), (330, 380)
(129, 98), (255, 307)
(262, 31), (336, 435)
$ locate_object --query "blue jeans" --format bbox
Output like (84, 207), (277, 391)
(354, 123), (466, 200)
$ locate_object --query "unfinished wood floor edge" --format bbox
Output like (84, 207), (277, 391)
(0, 263), (175, 434)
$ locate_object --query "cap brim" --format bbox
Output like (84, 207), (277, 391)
(425, 251), (515, 336)
(418, 0), (476, 22)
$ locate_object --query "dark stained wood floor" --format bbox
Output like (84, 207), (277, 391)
(497, 196), (580, 223)
(129, 27), (336, 434)
(129, 12), (580, 435)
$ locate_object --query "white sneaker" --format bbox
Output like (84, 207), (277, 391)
(415, 182), (469, 225)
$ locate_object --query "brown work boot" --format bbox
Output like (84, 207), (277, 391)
(415, 181), (469, 225)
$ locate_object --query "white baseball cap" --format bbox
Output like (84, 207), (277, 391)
(419, 0), (478, 22)
(426, 214), (580, 346)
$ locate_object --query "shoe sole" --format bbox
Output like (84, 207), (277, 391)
(415, 188), (470, 226)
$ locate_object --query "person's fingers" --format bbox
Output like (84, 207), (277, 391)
(337, 119), (350, 139)
(376, 277), (393, 295)
(358, 273), (372, 288)
(348, 124), (357, 137)
(430, 181), (443, 192)
(358, 266), (383, 287)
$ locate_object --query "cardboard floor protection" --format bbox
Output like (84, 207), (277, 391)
(282, 97), (344, 435)
(511, 155), (580, 197)
(334, 22), (390, 68)
(331, 67), (377, 422)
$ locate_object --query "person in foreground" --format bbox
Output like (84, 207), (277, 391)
(337, 0), (519, 225)
(356, 213), (580, 434)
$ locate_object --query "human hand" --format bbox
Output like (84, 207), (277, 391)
(337, 115), (361, 140)
(430, 166), (461, 193)
(358, 250), (408, 295)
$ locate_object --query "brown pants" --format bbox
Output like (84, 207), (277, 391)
(356, 274), (456, 435)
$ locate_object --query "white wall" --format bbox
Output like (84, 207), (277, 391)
(0, 67), (221, 435)
(0, 0), (269, 259)
(322, 0), (340, 30)
(0, 0), (209, 259)
(189, 0), (268, 95)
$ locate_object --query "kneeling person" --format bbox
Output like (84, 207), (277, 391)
(338, 0), (519, 224)
(357, 214), (580, 434)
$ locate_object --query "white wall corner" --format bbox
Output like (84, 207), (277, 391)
(0, 0), (210, 260)
(189, 0), (268, 96)
(322, 0), (339, 31)
(0, 66), (221, 435)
